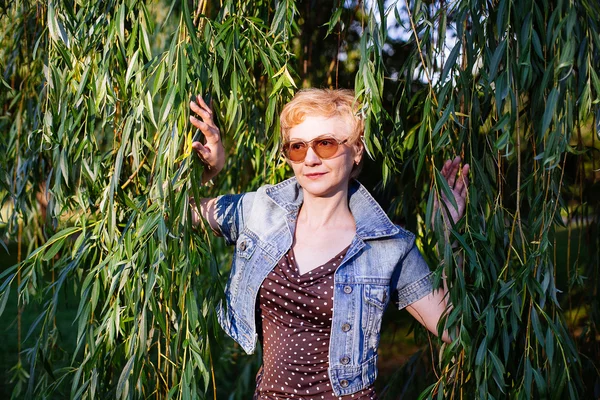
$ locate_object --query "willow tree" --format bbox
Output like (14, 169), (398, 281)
(0, 0), (598, 399)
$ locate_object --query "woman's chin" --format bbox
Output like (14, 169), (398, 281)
(297, 177), (348, 198)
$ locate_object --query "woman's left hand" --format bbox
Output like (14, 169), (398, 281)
(433, 156), (470, 227)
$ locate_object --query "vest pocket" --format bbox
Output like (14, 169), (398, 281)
(365, 284), (388, 309)
(362, 284), (389, 348)
(236, 231), (257, 259)
(227, 231), (258, 301)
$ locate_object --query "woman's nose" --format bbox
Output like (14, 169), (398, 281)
(304, 146), (322, 165)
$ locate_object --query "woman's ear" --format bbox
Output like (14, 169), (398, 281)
(353, 136), (364, 164)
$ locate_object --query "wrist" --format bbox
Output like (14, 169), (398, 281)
(201, 168), (220, 185)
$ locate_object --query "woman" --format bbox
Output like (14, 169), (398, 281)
(188, 89), (469, 399)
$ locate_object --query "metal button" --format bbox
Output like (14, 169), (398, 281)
(341, 323), (351, 332)
(343, 285), (352, 294)
(340, 356), (350, 365)
(239, 241), (247, 251)
(340, 379), (349, 388)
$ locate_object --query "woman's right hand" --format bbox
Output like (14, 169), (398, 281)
(189, 94), (224, 184)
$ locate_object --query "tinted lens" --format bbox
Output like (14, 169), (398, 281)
(283, 137), (342, 162)
(313, 138), (339, 159)
(284, 141), (307, 162)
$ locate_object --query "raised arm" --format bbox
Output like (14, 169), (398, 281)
(188, 94), (225, 233)
(406, 157), (470, 343)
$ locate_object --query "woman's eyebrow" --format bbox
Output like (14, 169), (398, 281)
(286, 134), (339, 143)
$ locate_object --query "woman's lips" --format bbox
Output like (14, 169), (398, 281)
(304, 172), (327, 179)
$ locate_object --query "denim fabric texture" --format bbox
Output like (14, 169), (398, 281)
(214, 177), (433, 396)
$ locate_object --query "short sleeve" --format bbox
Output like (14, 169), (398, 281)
(395, 243), (433, 310)
(213, 192), (256, 245)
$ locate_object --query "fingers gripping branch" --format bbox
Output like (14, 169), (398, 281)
(189, 94), (225, 184)
(434, 156), (470, 229)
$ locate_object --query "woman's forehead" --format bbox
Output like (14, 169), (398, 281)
(288, 115), (351, 141)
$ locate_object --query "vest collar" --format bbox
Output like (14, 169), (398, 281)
(264, 177), (399, 240)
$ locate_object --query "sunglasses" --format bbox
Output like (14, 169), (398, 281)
(282, 136), (349, 163)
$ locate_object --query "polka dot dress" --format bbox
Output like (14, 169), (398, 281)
(255, 246), (377, 400)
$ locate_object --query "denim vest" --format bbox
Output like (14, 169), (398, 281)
(214, 177), (432, 396)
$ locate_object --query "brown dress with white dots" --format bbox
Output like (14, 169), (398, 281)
(255, 246), (377, 399)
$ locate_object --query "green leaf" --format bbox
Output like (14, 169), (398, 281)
(496, 0), (507, 33)
(270, 1), (287, 34)
(326, 7), (344, 37)
(531, 29), (544, 59)
(182, 0), (197, 44)
(441, 42), (461, 83)
(42, 238), (65, 261)
(145, 90), (157, 128)
(590, 68), (600, 98)
(494, 130), (510, 150)
(546, 326), (554, 363)
(530, 306), (545, 346)
(153, 61), (166, 96)
(525, 358), (533, 398)
(488, 350), (505, 379)
(489, 40), (506, 81)
(541, 88), (559, 136)
(486, 307), (496, 338)
(0, 286), (9, 317)
(116, 356), (135, 399)
(491, 113), (510, 132)
(125, 49), (140, 88)
(432, 100), (454, 137)
(425, 187), (435, 229)
(118, 3), (126, 45)
(475, 338), (487, 366)
(434, 168), (458, 212)
(75, 64), (91, 100)
(140, 22), (152, 60)
(159, 85), (177, 125)
(178, 43), (188, 99)
(47, 2), (59, 43)
(450, 230), (477, 264)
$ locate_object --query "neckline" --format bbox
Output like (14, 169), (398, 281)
(289, 244), (350, 278)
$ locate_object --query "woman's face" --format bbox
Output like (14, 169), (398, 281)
(286, 115), (363, 198)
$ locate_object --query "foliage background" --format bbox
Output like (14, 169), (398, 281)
(1, 0), (599, 399)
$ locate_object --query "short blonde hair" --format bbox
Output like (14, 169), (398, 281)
(280, 89), (364, 142)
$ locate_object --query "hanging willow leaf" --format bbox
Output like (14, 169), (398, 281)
(1, 0), (598, 399)
(541, 87), (559, 135)
(116, 356), (134, 399)
(440, 42), (461, 84)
